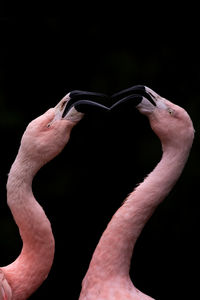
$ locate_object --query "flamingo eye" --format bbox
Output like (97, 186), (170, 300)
(168, 108), (175, 115)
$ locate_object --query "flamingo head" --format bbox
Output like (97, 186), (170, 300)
(111, 85), (194, 148)
(19, 91), (109, 166)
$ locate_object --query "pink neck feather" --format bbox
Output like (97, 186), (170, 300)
(2, 153), (55, 300)
(82, 141), (193, 284)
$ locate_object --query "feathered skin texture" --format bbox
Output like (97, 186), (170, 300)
(0, 105), (80, 299)
(79, 88), (194, 300)
(0, 89), (108, 299)
(0, 87), (194, 299)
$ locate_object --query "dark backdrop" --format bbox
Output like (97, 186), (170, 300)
(0, 3), (200, 299)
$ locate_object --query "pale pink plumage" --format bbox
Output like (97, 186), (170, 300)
(0, 100), (80, 299)
(79, 91), (194, 299)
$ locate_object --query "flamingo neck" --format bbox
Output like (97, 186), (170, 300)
(83, 141), (192, 284)
(2, 153), (55, 300)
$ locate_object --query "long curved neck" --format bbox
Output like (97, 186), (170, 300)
(83, 142), (192, 282)
(2, 152), (55, 300)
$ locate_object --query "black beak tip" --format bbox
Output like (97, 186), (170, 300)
(111, 85), (146, 100)
(69, 90), (108, 101)
(110, 94), (143, 111)
(74, 100), (109, 114)
(111, 85), (156, 107)
(62, 90), (109, 118)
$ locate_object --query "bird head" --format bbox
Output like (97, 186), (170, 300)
(19, 91), (109, 166)
(111, 85), (194, 150)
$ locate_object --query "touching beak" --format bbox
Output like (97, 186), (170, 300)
(111, 85), (156, 107)
(110, 85), (159, 114)
(63, 90), (109, 116)
(53, 90), (109, 123)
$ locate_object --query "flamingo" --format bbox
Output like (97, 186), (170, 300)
(0, 90), (108, 300)
(79, 86), (194, 300)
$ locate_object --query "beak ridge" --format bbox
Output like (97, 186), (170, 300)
(62, 90), (109, 118)
(111, 85), (156, 107)
(110, 94), (143, 111)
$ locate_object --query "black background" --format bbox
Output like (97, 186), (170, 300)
(0, 2), (200, 299)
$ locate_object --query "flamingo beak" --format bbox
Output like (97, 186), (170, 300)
(111, 85), (157, 110)
(52, 90), (109, 124)
(111, 85), (166, 116)
(111, 85), (159, 113)
(62, 90), (109, 118)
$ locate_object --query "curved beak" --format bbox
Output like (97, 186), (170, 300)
(62, 90), (109, 117)
(111, 85), (157, 109)
(53, 90), (109, 123)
